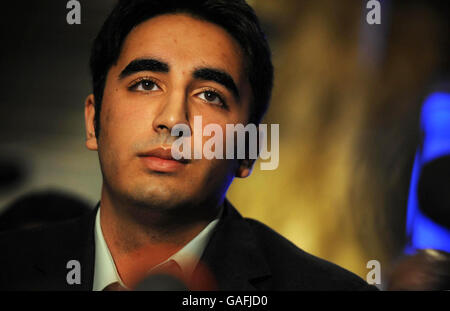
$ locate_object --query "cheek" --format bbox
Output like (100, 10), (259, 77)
(198, 106), (247, 125)
(97, 102), (139, 175)
(100, 94), (153, 145)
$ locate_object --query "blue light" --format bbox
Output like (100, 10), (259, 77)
(405, 92), (450, 254)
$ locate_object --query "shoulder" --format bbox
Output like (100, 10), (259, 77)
(0, 214), (95, 290)
(243, 218), (377, 291)
(0, 223), (65, 289)
(0, 215), (89, 254)
(0, 223), (60, 262)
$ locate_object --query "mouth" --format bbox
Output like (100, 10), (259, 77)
(138, 146), (190, 173)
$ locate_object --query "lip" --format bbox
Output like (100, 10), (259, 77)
(138, 146), (189, 173)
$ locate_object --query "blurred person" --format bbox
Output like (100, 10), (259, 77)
(0, 190), (91, 232)
(387, 249), (450, 290)
(0, 156), (26, 193)
(0, 0), (376, 291)
(405, 90), (450, 254)
(418, 154), (450, 229)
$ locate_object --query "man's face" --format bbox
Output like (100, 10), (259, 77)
(85, 14), (253, 211)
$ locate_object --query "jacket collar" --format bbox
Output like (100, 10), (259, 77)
(33, 203), (97, 290)
(35, 200), (271, 291)
(193, 199), (272, 290)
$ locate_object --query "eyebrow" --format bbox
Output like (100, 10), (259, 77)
(193, 68), (240, 100)
(119, 58), (169, 79)
(119, 58), (240, 100)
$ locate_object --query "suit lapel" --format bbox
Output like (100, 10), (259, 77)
(194, 199), (271, 290)
(33, 204), (97, 290)
(33, 201), (270, 291)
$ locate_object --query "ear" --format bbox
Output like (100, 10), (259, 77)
(235, 158), (256, 178)
(234, 124), (260, 178)
(84, 94), (98, 151)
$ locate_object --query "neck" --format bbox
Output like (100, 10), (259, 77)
(98, 186), (221, 288)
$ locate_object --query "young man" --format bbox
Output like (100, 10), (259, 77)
(0, 0), (376, 290)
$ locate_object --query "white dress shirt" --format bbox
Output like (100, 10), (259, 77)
(92, 206), (221, 291)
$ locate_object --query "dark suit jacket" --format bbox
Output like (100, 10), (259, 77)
(0, 200), (377, 290)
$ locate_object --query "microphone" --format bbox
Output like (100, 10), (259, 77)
(133, 259), (189, 291)
(133, 273), (189, 291)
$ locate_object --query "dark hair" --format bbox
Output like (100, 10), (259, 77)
(89, 0), (273, 138)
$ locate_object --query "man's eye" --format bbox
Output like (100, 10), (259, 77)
(129, 79), (160, 92)
(197, 90), (224, 106)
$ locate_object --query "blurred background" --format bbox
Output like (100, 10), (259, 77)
(0, 0), (449, 286)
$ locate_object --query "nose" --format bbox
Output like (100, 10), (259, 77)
(152, 89), (190, 136)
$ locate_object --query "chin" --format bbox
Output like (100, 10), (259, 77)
(124, 184), (191, 210)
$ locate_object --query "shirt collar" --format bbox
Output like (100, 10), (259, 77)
(92, 205), (222, 291)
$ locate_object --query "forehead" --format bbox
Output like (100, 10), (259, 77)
(116, 13), (246, 81)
